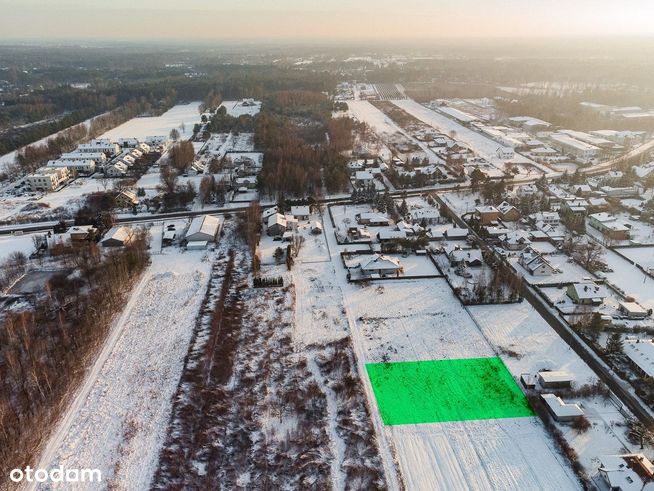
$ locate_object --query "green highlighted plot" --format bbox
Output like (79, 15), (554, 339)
(366, 357), (534, 425)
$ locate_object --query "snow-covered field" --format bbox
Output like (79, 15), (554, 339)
(98, 102), (201, 141)
(348, 279), (494, 362)
(0, 233), (36, 262)
(32, 247), (213, 490)
(391, 418), (579, 491)
(615, 246), (654, 271)
(603, 247), (654, 310)
(219, 100), (262, 117)
(346, 100), (405, 138)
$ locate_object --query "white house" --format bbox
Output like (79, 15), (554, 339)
(104, 162), (128, 177)
(359, 254), (402, 277)
(290, 205), (311, 221)
(519, 248), (555, 276)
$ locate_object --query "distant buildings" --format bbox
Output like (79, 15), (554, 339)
(549, 133), (599, 160)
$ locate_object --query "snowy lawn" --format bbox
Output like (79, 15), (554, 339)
(99, 102), (201, 141)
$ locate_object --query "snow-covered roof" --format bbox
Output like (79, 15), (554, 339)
(448, 249), (482, 264)
(360, 254), (401, 272)
(291, 205), (311, 217)
(599, 454), (654, 491)
(378, 230), (407, 241)
(475, 205), (499, 214)
(541, 394), (583, 418)
(268, 213), (287, 228)
(355, 170), (374, 180)
(187, 215), (222, 240)
(102, 226), (133, 244)
(568, 282), (608, 301)
(623, 339), (654, 377)
(538, 370), (574, 384)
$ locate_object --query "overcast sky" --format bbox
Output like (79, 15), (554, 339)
(1, 0), (653, 41)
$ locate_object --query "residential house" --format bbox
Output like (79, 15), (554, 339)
(531, 211), (560, 226)
(474, 206), (500, 225)
(537, 370), (575, 389)
(68, 225), (97, 242)
(355, 170), (374, 187)
(290, 205), (311, 221)
(619, 302), (648, 320)
(47, 158), (96, 176)
(448, 249), (483, 267)
(519, 248), (555, 276)
(357, 212), (390, 226)
(589, 212), (631, 240)
(115, 190), (139, 208)
(566, 282), (608, 305)
(497, 201), (520, 222)
(77, 138), (120, 156)
(359, 254), (402, 277)
(267, 213), (288, 236)
(501, 231), (532, 251)
(598, 454), (654, 491)
(623, 339), (654, 378)
(104, 162), (128, 177)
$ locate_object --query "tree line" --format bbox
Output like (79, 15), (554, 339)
(0, 233), (150, 484)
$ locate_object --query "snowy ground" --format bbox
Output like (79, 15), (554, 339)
(616, 246), (654, 272)
(219, 100), (262, 117)
(31, 246), (214, 490)
(0, 232), (37, 262)
(98, 102), (202, 141)
(468, 303), (641, 474)
(391, 418), (579, 491)
(603, 246), (654, 310)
